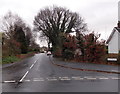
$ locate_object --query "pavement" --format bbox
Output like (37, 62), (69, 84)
(51, 57), (120, 74)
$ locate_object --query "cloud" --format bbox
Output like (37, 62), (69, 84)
(0, 0), (119, 41)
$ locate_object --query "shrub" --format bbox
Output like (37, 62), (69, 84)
(62, 49), (74, 60)
(117, 53), (120, 64)
(62, 34), (77, 60)
(84, 32), (106, 62)
(2, 56), (20, 64)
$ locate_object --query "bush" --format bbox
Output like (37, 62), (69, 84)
(84, 32), (106, 62)
(117, 53), (120, 64)
(2, 56), (20, 64)
(62, 49), (74, 60)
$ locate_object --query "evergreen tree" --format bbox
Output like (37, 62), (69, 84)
(14, 26), (28, 54)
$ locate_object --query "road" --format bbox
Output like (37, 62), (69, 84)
(2, 53), (119, 92)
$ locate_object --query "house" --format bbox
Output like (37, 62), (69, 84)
(106, 1), (120, 54)
(106, 1), (120, 62)
(106, 23), (120, 62)
(106, 26), (120, 54)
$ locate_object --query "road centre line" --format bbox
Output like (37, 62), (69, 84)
(30, 64), (34, 69)
(19, 71), (29, 82)
(34, 60), (38, 64)
(19, 59), (39, 82)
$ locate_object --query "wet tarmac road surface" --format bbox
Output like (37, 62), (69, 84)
(2, 53), (119, 92)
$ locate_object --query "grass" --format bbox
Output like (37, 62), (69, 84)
(2, 56), (20, 64)
(2, 52), (35, 64)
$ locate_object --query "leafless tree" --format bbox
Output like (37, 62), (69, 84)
(1, 12), (33, 55)
(34, 6), (87, 53)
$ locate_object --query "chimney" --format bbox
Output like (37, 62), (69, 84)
(118, 1), (120, 28)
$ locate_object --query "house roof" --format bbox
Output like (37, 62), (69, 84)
(106, 27), (120, 44)
(115, 27), (120, 33)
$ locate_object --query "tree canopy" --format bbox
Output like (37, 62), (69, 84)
(1, 12), (33, 55)
(34, 6), (87, 55)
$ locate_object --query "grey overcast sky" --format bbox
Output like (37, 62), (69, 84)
(0, 0), (119, 46)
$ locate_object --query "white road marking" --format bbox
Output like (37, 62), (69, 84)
(83, 76), (97, 80)
(71, 76), (80, 78)
(46, 77), (57, 79)
(72, 77), (84, 80)
(47, 78), (57, 81)
(33, 79), (44, 81)
(33, 78), (44, 80)
(85, 78), (97, 80)
(59, 77), (71, 80)
(19, 59), (39, 82)
(30, 64), (34, 69)
(59, 77), (69, 79)
(60, 78), (71, 80)
(33, 78), (44, 81)
(61, 77), (69, 78)
(19, 71), (29, 82)
(34, 60), (38, 64)
(46, 77), (57, 81)
(99, 77), (109, 80)
(60, 79), (71, 80)
(50, 77), (56, 78)
(111, 77), (120, 80)
(84, 76), (92, 78)
(4, 80), (16, 83)
(111, 70), (119, 72)
(24, 80), (31, 82)
(71, 76), (82, 78)
(74, 78), (84, 80)
(33, 78), (41, 79)
(73, 78), (84, 80)
(4, 75), (119, 83)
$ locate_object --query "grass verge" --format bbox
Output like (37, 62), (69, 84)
(2, 56), (20, 64)
(2, 52), (35, 64)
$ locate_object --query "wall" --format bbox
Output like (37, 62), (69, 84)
(108, 29), (119, 54)
(118, 33), (120, 51)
